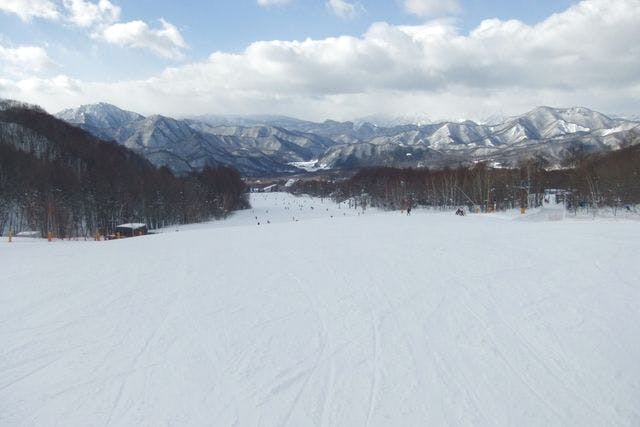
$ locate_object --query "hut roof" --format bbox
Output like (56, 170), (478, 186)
(116, 223), (147, 230)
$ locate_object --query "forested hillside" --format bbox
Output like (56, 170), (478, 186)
(0, 101), (248, 238)
(288, 138), (640, 213)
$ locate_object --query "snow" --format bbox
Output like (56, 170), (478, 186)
(288, 160), (324, 172)
(15, 231), (39, 238)
(259, 184), (278, 192)
(116, 223), (147, 229)
(2, 193), (639, 426)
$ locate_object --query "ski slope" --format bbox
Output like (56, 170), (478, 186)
(1, 193), (639, 426)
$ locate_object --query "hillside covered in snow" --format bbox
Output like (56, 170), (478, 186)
(2, 193), (639, 425)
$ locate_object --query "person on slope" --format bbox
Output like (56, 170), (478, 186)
(405, 198), (413, 215)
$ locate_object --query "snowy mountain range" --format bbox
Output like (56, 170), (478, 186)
(55, 103), (640, 175)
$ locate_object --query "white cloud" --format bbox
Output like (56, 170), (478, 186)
(0, 44), (53, 76)
(62, 1), (185, 60)
(62, 0), (120, 28)
(2, 0), (639, 121)
(402, 0), (460, 17)
(99, 18), (187, 59)
(0, 0), (59, 21)
(257, 0), (292, 6)
(326, 0), (364, 19)
(0, 0), (187, 61)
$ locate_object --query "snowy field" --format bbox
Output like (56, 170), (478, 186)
(1, 193), (639, 426)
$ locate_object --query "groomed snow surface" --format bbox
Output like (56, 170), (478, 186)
(2, 193), (639, 426)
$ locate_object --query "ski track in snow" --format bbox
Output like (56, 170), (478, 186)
(1, 192), (640, 426)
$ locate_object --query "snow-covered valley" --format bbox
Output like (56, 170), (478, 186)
(2, 193), (639, 426)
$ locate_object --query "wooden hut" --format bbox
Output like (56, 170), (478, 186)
(114, 223), (148, 237)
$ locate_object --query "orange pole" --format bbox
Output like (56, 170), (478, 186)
(8, 231), (12, 243)
(47, 232), (53, 242)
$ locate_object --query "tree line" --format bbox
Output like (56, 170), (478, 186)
(0, 103), (248, 238)
(287, 139), (640, 213)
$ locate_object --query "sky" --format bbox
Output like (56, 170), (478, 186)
(0, 0), (638, 121)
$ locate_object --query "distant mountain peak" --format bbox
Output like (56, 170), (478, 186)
(56, 102), (143, 126)
(355, 113), (433, 127)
